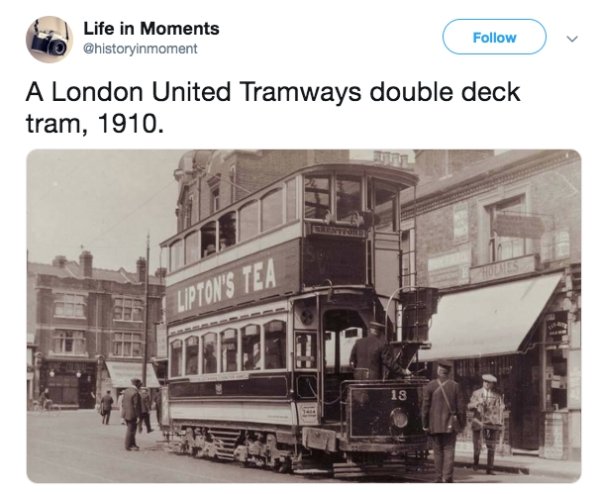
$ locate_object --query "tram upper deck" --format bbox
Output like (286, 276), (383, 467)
(161, 162), (419, 327)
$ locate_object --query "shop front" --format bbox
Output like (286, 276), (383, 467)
(39, 359), (97, 409)
(419, 271), (580, 460)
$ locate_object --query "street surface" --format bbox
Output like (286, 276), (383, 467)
(27, 410), (558, 483)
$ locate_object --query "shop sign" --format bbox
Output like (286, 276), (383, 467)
(427, 244), (471, 288)
(166, 240), (300, 323)
(493, 214), (545, 238)
(306, 223), (366, 238)
(546, 311), (568, 342)
(470, 254), (537, 284)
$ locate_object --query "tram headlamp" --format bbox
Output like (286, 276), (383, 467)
(390, 407), (409, 429)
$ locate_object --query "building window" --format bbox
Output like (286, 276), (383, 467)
(185, 195), (193, 229)
(487, 196), (526, 262)
(211, 187), (220, 214)
(336, 176), (362, 223)
(54, 293), (86, 318)
(170, 340), (182, 377)
(185, 336), (199, 375)
(305, 175), (331, 220)
(113, 297), (144, 322)
(112, 331), (142, 357)
(261, 188), (283, 232)
(52, 330), (86, 355)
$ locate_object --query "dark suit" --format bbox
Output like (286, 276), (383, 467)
(100, 393), (114, 425)
(121, 386), (142, 450)
(349, 333), (387, 380)
(422, 377), (466, 482)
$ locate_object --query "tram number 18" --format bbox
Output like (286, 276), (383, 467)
(391, 389), (408, 401)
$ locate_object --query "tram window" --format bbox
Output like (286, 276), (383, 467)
(170, 340), (183, 377)
(373, 185), (398, 232)
(185, 336), (199, 375)
(286, 178), (297, 222)
(261, 188), (283, 232)
(239, 200), (259, 241)
(221, 328), (239, 372)
(264, 320), (286, 369)
(336, 176), (362, 223)
(202, 333), (217, 374)
(218, 212), (236, 250)
(184, 231), (199, 265)
(169, 240), (183, 271)
(295, 332), (317, 370)
(304, 175), (331, 220)
(242, 324), (261, 370)
(200, 221), (216, 258)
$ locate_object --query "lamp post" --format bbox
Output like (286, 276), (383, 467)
(142, 234), (150, 386)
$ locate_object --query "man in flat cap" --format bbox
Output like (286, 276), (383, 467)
(421, 360), (466, 483)
(349, 321), (388, 380)
(121, 378), (142, 451)
(468, 374), (505, 474)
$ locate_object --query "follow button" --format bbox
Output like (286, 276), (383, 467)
(443, 19), (547, 55)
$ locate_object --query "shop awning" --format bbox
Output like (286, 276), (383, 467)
(105, 361), (160, 388)
(419, 273), (562, 361)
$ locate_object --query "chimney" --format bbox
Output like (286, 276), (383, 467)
(52, 255), (67, 268)
(137, 257), (147, 283)
(79, 251), (93, 278)
(155, 267), (167, 282)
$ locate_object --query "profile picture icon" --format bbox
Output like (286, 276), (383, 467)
(27, 16), (73, 62)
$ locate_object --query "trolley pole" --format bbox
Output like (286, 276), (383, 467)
(142, 233), (150, 386)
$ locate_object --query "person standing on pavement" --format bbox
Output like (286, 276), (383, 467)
(468, 374), (505, 474)
(100, 390), (114, 425)
(121, 378), (142, 451)
(138, 387), (153, 433)
(421, 360), (466, 483)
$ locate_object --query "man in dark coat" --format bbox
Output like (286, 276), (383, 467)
(138, 387), (153, 433)
(100, 390), (114, 425)
(349, 321), (387, 380)
(121, 378), (142, 451)
(421, 360), (466, 483)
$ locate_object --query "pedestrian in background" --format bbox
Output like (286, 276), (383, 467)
(468, 374), (505, 474)
(121, 378), (142, 451)
(138, 387), (153, 433)
(100, 390), (114, 425)
(421, 360), (466, 483)
(153, 389), (162, 428)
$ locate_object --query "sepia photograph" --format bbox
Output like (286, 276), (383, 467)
(26, 149), (581, 484)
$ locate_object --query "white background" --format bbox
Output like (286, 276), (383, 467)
(2, 1), (596, 492)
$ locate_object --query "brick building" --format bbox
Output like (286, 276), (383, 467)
(409, 150), (581, 460)
(28, 251), (165, 409)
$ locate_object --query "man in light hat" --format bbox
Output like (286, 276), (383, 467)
(121, 378), (142, 451)
(421, 360), (466, 483)
(468, 374), (505, 474)
(349, 321), (387, 380)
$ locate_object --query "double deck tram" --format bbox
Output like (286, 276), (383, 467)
(160, 162), (438, 477)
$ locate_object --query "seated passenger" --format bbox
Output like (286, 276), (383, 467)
(204, 244), (216, 256)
